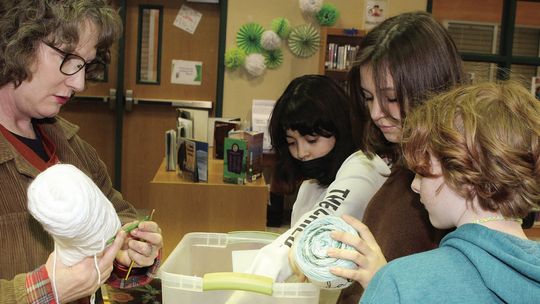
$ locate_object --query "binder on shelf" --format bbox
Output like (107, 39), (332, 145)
(165, 129), (177, 171)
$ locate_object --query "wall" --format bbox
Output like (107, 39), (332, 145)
(222, 0), (427, 122)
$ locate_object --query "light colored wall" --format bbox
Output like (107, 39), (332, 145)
(222, 0), (427, 121)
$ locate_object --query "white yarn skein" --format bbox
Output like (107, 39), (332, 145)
(27, 164), (121, 266)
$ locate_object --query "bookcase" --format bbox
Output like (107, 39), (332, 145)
(318, 27), (366, 83)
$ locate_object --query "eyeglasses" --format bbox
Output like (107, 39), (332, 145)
(42, 41), (105, 80)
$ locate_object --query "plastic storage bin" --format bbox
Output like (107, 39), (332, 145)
(159, 232), (320, 304)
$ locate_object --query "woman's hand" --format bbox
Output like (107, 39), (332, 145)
(327, 214), (387, 288)
(115, 221), (163, 268)
(45, 230), (127, 303)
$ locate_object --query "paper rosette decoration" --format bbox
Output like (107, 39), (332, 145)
(244, 53), (266, 77)
(299, 0), (324, 14)
(224, 47), (247, 69)
(263, 49), (283, 69)
(293, 216), (357, 289)
(271, 17), (292, 39)
(316, 3), (340, 26)
(261, 30), (281, 51)
(236, 23), (265, 54)
(288, 24), (320, 58)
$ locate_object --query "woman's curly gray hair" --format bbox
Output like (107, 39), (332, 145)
(0, 0), (122, 87)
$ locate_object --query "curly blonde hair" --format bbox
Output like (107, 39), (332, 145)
(402, 81), (540, 218)
(0, 0), (121, 87)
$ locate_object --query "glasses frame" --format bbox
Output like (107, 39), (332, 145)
(42, 41), (104, 77)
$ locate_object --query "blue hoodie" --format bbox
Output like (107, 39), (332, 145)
(361, 224), (540, 303)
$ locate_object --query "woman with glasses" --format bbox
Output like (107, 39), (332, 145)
(0, 1), (163, 303)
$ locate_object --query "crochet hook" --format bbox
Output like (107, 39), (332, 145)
(125, 209), (155, 280)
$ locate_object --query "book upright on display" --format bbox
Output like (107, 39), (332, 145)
(223, 137), (247, 184)
(195, 140), (208, 182)
(213, 120), (240, 159)
(165, 129), (177, 171)
(226, 130), (264, 182)
(178, 137), (197, 181)
(177, 137), (208, 182)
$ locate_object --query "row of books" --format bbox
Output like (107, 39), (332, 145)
(165, 115), (264, 184)
(325, 43), (359, 71)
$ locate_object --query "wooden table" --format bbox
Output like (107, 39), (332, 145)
(148, 156), (268, 259)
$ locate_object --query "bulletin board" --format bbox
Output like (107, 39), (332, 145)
(123, 0), (221, 108)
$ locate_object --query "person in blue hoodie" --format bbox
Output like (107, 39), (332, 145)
(357, 81), (540, 303)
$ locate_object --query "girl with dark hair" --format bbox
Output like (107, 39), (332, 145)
(326, 11), (466, 303)
(245, 74), (389, 284)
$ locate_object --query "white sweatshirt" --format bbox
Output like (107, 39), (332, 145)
(247, 150), (390, 282)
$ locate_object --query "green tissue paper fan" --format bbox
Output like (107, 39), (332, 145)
(236, 23), (264, 54)
(288, 24), (320, 58)
(264, 49), (284, 69)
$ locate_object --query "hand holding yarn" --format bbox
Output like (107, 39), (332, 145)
(115, 220), (163, 269)
(45, 230), (127, 303)
(292, 216), (358, 289)
(327, 214), (387, 288)
(27, 164), (126, 302)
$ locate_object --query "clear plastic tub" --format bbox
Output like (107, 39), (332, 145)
(159, 232), (320, 304)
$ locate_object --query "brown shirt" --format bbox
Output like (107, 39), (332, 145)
(337, 165), (451, 304)
(0, 117), (137, 303)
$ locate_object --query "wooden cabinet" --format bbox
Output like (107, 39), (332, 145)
(148, 153), (269, 259)
(318, 27), (366, 84)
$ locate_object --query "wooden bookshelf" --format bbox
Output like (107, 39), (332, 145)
(319, 27), (366, 83)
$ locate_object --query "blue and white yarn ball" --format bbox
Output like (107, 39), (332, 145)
(293, 216), (358, 289)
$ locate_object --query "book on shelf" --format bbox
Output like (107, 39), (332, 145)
(223, 137), (248, 184)
(325, 43), (359, 70)
(213, 120), (240, 159)
(176, 109), (194, 139)
(177, 136), (208, 182)
(165, 129), (177, 171)
(227, 130), (264, 182)
(177, 117), (193, 139)
(251, 99), (275, 152)
(195, 140), (208, 182)
(207, 117), (241, 148)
